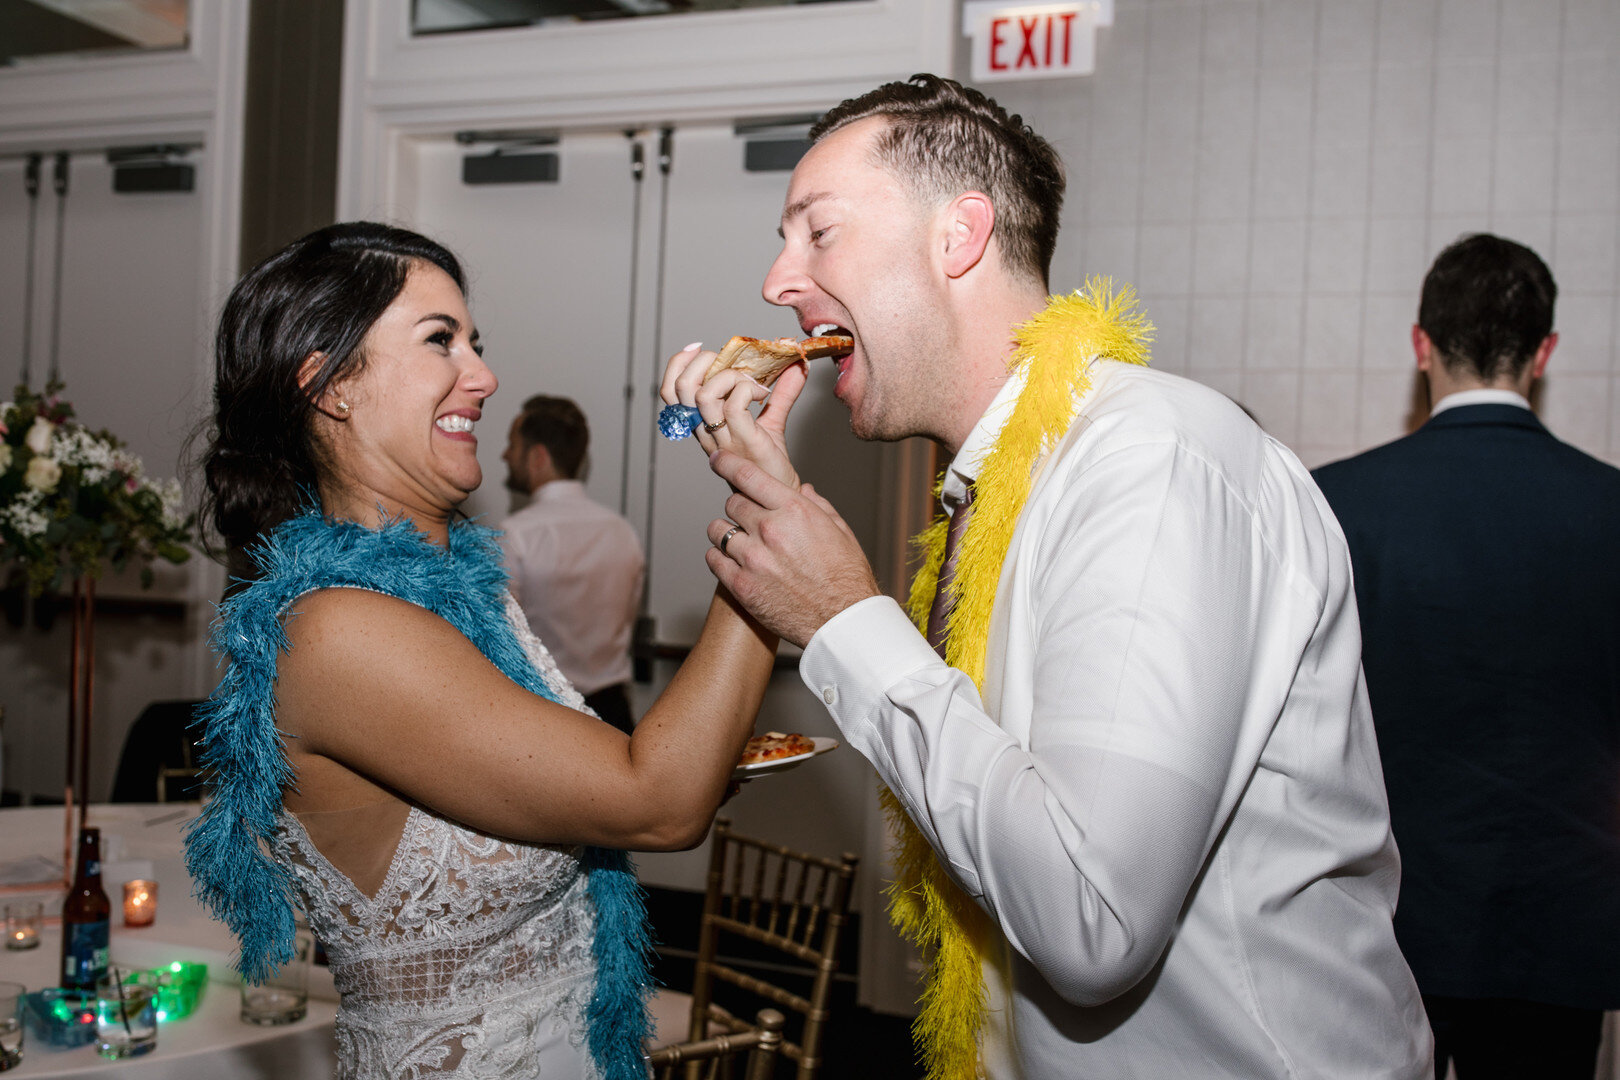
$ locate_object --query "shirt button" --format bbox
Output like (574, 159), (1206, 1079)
(822, 686), (838, 705)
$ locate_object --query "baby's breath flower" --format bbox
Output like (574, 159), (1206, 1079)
(1, 382), (193, 593)
(5, 502), (49, 540)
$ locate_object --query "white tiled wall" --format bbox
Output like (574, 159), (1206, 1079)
(974, 0), (1620, 467)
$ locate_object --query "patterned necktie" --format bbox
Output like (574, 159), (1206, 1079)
(926, 482), (975, 659)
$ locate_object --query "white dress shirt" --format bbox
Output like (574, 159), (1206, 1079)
(1429, 387), (1531, 416)
(499, 480), (645, 697)
(800, 360), (1432, 1079)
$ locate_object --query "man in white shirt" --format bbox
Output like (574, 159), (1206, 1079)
(1314, 236), (1620, 1079)
(499, 395), (644, 735)
(664, 75), (1430, 1078)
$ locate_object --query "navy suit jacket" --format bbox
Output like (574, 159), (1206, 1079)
(1313, 404), (1620, 1007)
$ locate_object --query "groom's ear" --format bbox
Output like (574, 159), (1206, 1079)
(939, 192), (995, 280)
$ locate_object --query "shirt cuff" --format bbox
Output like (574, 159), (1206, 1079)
(799, 595), (944, 725)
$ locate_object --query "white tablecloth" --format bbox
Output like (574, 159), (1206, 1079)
(0, 804), (337, 1079)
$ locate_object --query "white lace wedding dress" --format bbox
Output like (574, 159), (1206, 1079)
(271, 595), (605, 1079)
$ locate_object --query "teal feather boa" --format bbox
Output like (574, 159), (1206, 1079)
(184, 510), (653, 1078)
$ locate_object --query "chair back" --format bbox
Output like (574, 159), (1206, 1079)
(648, 1007), (784, 1080)
(689, 818), (858, 1079)
(111, 700), (204, 803)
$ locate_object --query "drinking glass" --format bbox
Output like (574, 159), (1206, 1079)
(94, 971), (158, 1059)
(0, 982), (23, 1071)
(239, 931), (311, 1025)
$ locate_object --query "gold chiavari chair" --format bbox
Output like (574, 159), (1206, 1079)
(647, 1007), (784, 1080)
(671, 818), (859, 1080)
(156, 737), (201, 803)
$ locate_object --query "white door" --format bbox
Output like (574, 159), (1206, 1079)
(407, 123), (887, 639)
(408, 131), (644, 528)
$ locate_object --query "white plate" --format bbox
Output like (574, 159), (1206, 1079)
(731, 736), (839, 780)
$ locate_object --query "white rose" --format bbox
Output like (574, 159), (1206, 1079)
(25, 417), (54, 455)
(0, 444), (10, 472)
(24, 455), (61, 492)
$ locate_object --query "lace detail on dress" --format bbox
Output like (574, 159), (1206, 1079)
(272, 592), (602, 1079)
(503, 593), (591, 715)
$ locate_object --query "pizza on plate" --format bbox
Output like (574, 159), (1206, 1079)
(738, 731), (817, 766)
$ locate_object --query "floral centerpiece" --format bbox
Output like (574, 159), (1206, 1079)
(0, 381), (193, 595)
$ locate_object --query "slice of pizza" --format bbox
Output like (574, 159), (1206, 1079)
(703, 335), (854, 387)
(738, 731), (817, 766)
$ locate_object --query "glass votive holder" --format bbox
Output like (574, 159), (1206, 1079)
(122, 880), (157, 928)
(3, 902), (42, 951)
(239, 931), (310, 1026)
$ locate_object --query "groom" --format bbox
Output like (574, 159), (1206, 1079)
(666, 75), (1430, 1079)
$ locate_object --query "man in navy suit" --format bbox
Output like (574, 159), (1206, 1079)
(1314, 234), (1620, 1079)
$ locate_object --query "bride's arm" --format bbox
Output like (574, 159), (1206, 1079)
(276, 583), (774, 850)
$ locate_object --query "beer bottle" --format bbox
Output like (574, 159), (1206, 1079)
(61, 826), (111, 991)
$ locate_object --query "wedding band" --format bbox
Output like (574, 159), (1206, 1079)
(719, 525), (742, 557)
(703, 417), (728, 433)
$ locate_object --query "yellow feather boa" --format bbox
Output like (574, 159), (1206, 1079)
(887, 280), (1152, 1080)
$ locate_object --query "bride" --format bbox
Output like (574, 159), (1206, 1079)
(186, 222), (779, 1079)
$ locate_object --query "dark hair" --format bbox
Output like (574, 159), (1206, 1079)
(198, 222), (467, 559)
(516, 395), (589, 480)
(810, 74), (1066, 288)
(1418, 233), (1557, 382)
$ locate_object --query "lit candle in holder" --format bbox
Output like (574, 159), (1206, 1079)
(5, 901), (42, 950)
(122, 880), (157, 927)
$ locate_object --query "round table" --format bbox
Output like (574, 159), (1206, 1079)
(0, 804), (337, 1079)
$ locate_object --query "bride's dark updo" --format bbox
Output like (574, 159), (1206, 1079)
(198, 222), (467, 562)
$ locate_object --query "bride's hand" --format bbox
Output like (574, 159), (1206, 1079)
(660, 343), (804, 490)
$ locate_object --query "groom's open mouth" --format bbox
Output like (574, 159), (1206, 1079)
(806, 322), (856, 390)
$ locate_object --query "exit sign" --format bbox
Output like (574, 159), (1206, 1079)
(962, 1), (1113, 82)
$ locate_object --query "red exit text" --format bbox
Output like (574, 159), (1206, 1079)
(987, 12), (1080, 72)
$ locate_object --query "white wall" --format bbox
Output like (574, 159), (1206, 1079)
(977, 0), (1619, 468)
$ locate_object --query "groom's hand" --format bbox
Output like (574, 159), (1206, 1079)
(704, 449), (880, 648)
